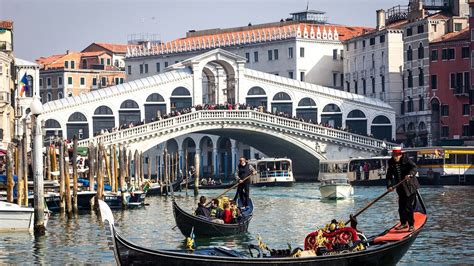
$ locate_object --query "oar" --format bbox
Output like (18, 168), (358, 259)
(204, 174), (253, 207)
(345, 177), (410, 225)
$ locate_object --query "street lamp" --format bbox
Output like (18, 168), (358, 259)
(30, 96), (45, 235)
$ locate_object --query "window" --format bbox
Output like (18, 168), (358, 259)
(419, 68), (424, 86)
(371, 53), (375, 68)
(300, 47), (305, 57)
(274, 49), (279, 60)
(381, 75), (385, 92)
(354, 81), (358, 94)
(408, 70), (413, 88)
(447, 48), (455, 60)
(363, 79), (367, 94)
(289, 71), (294, 79)
(71, 61), (75, 69)
(441, 105), (449, 116)
(462, 125), (469, 136)
(418, 43), (424, 59)
(340, 74), (344, 88)
(441, 126), (449, 137)
(455, 23), (462, 32)
(354, 41), (357, 49)
(450, 73), (456, 89)
(417, 24), (424, 34)
(432, 24), (437, 32)
(39, 78), (43, 87)
(288, 47), (293, 58)
(431, 49), (438, 61)
(68, 77), (73, 85)
(101, 77), (106, 86)
(164, 62), (168, 67)
(371, 77), (375, 94)
(254, 51), (259, 62)
(58, 77), (63, 86)
(156, 62), (160, 72)
(139, 64), (143, 74)
(245, 52), (250, 62)
(300, 71), (305, 81)
(340, 50), (344, 60)
(362, 40), (366, 47)
(268, 50), (273, 61)
(115, 77), (119, 85)
(127, 65), (131, 75)
(369, 38), (375, 45)
(346, 81), (350, 92)
(408, 96), (414, 112)
(407, 27), (412, 36)
(333, 73), (337, 87)
(144, 64), (148, 73)
(333, 49), (338, 60)
(120, 78), (124, 84)
(64, 61), (69, 68)
(101, 58), (104, 65)
(380, 35), (385, 43)
(462, 47), (469, 58)
(464, 72), (470, 93)
(431, 75), (437, 90)
(419, 95), (424, 111)
(107, 58), (111, 65)
(401, 101), (405, 115)
(462, 104), (470, 115)
(80, 77), (85, 86)
(442, 49), (447, 60)
(407, 46), (413, 61)
(47, 77), (51, 87)
(58, 92), (63, 99)
(92, 78), (97, 86)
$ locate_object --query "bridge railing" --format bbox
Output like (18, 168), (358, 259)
(77, 110), (394, 150)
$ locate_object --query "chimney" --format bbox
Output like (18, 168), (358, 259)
(376, 9), (386, 30)
(66, 50), (70, 54)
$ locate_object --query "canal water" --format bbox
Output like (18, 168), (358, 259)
(0, 183), (473, 264)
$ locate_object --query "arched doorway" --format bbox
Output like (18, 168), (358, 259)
(371, 115), (392, 140)
(202, 67), (216, 105)
(431, 98), (440, 145)
(346, 109), (367, 135)
(321, 104), (342, 128)
(170, 87), (192, 112)
(145, 93), (166, 122)
(296, 97), (317, 122)
(119, 99), (141, 126)
(246, 86), (267, 110)
(271, 92), (292, 116)
(66, 112), (89, 140)
(44, 119), (62, 140)
(200, 59), (237, 104)
(93, 105), (115, 135)
(418, 121), (428, 146)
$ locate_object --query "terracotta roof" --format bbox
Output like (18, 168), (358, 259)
(80, 51), (106, 57)
(427, 12), (451, 20)
(92, 43), (128, 53)
(128, 22), (371, 57)
(0, 21), (13, 30)
(36, 50), (110, 69)
(431, 27), (469, 43)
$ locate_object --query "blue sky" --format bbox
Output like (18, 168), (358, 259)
(0, 0), (402, 61)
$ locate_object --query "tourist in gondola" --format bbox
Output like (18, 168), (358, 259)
(222, 202), (233, 224)
(209, 199), (223, 219)
(195, 195), (211, 218)
(234, 156), (256, 208)
(386, 147), (419, 232)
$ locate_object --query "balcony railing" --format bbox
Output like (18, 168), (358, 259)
(0, 91), (11, 104)
(0, 41), (12, 52)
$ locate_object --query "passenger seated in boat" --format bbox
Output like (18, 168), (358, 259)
(209, 199), (224, 224)
(230, 200), (241, 222)
(195, 196), (211, 218)
(201, 179), (208, 186)
(222, 202), (233, 224)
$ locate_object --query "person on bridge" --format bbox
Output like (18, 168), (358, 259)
(386, 147), (419, 232)
(233, 156), (256, 208)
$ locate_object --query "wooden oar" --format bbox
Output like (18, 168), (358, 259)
(205, 174), (253, 207)
(345, 177), (410, 225)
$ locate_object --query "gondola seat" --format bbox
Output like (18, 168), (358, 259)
(373, 212), (427, 243)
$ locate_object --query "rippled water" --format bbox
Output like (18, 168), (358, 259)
(0, 183), (473, 264)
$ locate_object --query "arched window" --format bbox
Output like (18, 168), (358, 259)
(322, 104), (341, 113)
(68, 112), (87, 122)
(247, 86), (266, 95)
(347, 109), (366, 118)
(170, 87), (192, 112)
(298, 98), (316, 107)
(94, 105), (113, 115)
(47, 93), (52, 102)
(67, 112), (89, 140)
(407, 45), (413, 61)
(93, 106), (115, 134)
(321, 104), (342, 128)
(171, 86), (191, 96)
(146, 93), (165, 102)
(120, 99), (139, 109)
(372, 115), (390, 124)
(272, 92), (291, 101)
(45, 119), (61, 128)
(418, 43), (424, 59)
(44, 119), (63, 138)
(346, 109), (367, 135)
(296, 97), (317, 122)
(145, 93), (166, 122)
(271, 92), (292, 115)
(58, 92), (63, 99)
(371, 115), (392, 140)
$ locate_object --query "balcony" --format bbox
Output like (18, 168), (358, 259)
(0, 41), (12, 52)
(0, 91), (11, 104)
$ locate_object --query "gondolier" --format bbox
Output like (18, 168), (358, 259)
(386, 147), (419, 232)
(234, 156), (256, 208)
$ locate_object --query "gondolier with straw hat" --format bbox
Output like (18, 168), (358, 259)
(386, 146), (419, 232)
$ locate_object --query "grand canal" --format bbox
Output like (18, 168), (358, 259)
(0, 183), (473, 264)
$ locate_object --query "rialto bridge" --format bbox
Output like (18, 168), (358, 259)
(41, 49), (395, 179)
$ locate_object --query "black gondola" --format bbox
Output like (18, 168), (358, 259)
(146, 179), (183, 196)
(98, 190), (427, 266)
(187, 181), (237, 190)
(172, 198), (253, 237)
(104, 191), (146, 209)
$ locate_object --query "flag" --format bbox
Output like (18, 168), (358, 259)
(19, 73), (29, 97)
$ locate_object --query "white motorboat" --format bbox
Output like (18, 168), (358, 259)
(249, 158), (295, 186)
(0, 201), (50, 232)
(319, 178), (353, 199)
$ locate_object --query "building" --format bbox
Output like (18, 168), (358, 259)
(400, 0), (468, 147)
(36, 43), (127, 103)
(470, 0), (474, 143)
(343, 8), (405, 137)
(0, 20), (14, 151)
(430, 28), (472, 144)
(125, 10), (371, 96)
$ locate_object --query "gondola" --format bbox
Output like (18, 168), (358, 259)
(98, 190), (427, 266)
(172, 198), (253, 237)
(187, 181), (237, 190)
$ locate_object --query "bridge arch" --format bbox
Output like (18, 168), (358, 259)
(170, 86), (192, 112)
(296, 97), (317, 122)
(321, 103), (342, 128)
(346, 109), (367, 135)
(93, 105), (115, 135)
(271, 91), (293, 115)
(67, 112), (89, 140)
(371, 115), (392, 140)
(246, 86), (267, 110)
(145, 93), (166, 122)
(119, 99), (141, 126)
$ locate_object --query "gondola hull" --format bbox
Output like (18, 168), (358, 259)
(173, 199), (253, 237)
(187, 182), (237, 190)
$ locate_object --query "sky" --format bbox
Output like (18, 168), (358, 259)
(1, 0), (403, 61)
